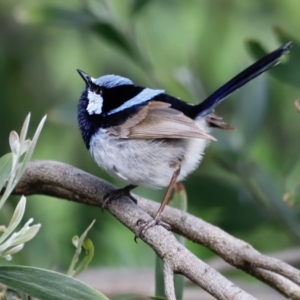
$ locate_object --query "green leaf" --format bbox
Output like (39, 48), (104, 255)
(111, 294), (166, 300)
(3, 288), (28, 300)
(20, 6), (93, 27)
(0, 196), (26, 245)
(90, 21), (140, 62)
(284, 151), (300, 209)
(68, 220), (95, 277)
(22, 5), (142, 63)
(246, 40), (266, 59)
(155, 257), (164, 298)
(0, 153), (12, 192)
(168, 183), (187, 213)
(19, 114), (31, 147)
(173, 273), (184, 300)
(231, 73), (268, 150)
(295, 99), (300, 113)
(15, 115), (47, 184)
(131, 0), (152, 15)
(0, 266), (109, 300)
(274, 26), (300, 52)
(246, 165), (300, 242)
(72, 238), (95, 278)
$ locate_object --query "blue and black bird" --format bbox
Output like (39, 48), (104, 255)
(77, 42), (291, 238)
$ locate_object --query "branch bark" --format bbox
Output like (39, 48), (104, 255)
(163, 261), (176, 300)
(5, 160), (300, 299)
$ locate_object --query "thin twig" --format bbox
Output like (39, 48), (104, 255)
(207, 247), (300, 273)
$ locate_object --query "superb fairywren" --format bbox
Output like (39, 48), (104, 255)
(77, 42), (291, 239)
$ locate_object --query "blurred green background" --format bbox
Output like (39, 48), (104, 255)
(1, 0), (300, 277)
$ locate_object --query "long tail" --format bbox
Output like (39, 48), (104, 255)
(196, 42), (291, 116)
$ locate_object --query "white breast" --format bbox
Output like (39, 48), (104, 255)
(179, 117), (211, 181)
(89, 117), (211, 189)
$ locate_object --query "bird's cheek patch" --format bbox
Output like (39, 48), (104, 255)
(87, 91), (103, 115)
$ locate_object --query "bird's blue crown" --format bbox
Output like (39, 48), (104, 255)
(93, 74), (134, 89)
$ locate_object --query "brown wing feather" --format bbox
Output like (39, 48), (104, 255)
(107, 101), (216, 141)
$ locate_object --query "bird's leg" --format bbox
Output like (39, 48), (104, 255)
(102, 184), (137, 210)
(135, 163), (181, 241)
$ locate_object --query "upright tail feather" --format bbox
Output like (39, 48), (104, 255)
(196, 42), (292, 116)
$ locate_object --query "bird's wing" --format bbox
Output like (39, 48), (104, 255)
(107, 101), (216, 140)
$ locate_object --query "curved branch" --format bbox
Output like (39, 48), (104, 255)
(5, 160), (300, 299)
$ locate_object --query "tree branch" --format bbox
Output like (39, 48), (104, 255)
(5, 160), (300, 299)
(163, 260), (176, 300)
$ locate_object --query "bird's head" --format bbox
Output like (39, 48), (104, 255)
(77, 70), (141, 117)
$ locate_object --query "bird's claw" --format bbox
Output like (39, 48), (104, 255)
(134, 216), (171, 242)
(102, 186), (137, 211)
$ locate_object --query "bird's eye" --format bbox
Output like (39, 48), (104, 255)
(95, 87), (102, 95)
(91, 84), (102, 95)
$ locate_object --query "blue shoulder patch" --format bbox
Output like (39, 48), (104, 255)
(107, 88), (165, 115)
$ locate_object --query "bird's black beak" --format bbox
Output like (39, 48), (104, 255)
(77, 69), (92, 86)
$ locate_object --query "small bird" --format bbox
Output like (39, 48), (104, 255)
(77, 42), (291, 239)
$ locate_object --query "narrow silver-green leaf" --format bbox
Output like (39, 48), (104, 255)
(0, 153), (13, 191)
(15, 115), (47, 184)
(19, 114), (31, 146)
(68, 219), (95, 277)
(72, 238), (94, 278)
(0, 266), (109, 300)
(9, 131), (20, 157)
(111, 294), (166, 300)
(0, 196), (26, 245)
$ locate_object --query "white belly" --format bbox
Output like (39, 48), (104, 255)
(89, 117), (210, 188)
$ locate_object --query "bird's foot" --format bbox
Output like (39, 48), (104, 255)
(102, 184), (137, 211)
(134, 215), (171, 242)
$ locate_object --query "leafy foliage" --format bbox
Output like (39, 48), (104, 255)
(0, 266), (109, 300)
(0, 116), (106, 299)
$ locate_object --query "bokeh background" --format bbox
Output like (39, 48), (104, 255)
(1, 0), (300, 297)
